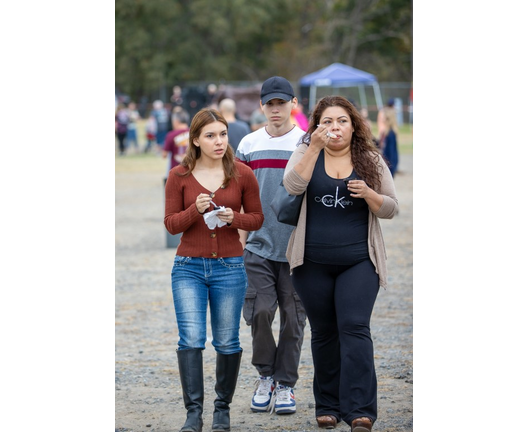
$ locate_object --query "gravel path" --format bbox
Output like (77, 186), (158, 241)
(115, 153), (413, 432)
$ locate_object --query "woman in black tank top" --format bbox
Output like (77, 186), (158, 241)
(286, 96), (398, 432)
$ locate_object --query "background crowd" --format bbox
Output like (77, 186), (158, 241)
(115, 84), (400, 177)
(116, 84), (310, 156)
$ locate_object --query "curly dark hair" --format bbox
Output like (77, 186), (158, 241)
(177, 108), (239, 185)
(302, 96), (383, 191)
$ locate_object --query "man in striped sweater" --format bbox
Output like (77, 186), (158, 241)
(236, 76), (307, 416)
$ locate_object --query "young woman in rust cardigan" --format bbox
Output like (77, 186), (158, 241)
(164, 108), (264, 432)
(282, 96), (398, 432)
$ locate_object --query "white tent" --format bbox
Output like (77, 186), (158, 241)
(299, 63), (383, 111)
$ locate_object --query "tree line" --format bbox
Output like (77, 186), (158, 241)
(116, 0), (412, 103)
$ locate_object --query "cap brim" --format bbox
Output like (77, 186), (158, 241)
(261, 93), (293, 104)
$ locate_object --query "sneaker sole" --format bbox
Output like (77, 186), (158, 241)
(250, 405), (270, 413)
(275, 407), (296, 415)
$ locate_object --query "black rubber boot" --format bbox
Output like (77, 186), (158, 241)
(212, 351), (243, 432)
(177, 349), (204, 432)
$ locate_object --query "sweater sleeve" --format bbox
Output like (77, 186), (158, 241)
(373, 155), (399, 219)
(164, 168), (203, 235)
(283, 144), (310, 195)
(230, 164), (264, 231)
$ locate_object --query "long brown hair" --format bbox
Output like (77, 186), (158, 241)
(178, 108), (239, 185)
(302, 96), (383, 191)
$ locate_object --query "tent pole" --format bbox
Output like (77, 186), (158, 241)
(359, 85), (367, 109)
(309, 85), (316, 111)
(373, 82), (383, 110)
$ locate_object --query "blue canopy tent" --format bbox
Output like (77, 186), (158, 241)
(299, 63), (383, 111)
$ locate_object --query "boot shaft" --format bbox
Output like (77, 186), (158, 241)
(214, 351), (242, 406)
(212, 351), (243, 431)
(177, 349), (204, 412)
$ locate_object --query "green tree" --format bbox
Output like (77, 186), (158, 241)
(115, 0), (412, 100)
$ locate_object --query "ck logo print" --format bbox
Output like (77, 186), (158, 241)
(315, 186), (354, 208)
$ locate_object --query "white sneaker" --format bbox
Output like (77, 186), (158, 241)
(270, 384), (296, 414)
(251, 376), (275, 412)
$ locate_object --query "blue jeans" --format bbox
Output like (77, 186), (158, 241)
(126, 127), (138, 149)
(171, 255), (248, 355)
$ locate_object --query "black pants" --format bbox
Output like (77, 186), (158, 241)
(292, 258), (379, 425)
(116, 132), (127, 154)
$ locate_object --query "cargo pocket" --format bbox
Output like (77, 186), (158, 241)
(243, 291), (257, 326)
(293, 291), (307, 325)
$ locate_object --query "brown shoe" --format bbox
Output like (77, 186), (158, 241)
(352, 417), (372, 432)
(316, 415), (337, 429)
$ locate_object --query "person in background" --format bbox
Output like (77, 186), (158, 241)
(171, 85), (185, 110)
(218, 98), (251, 153)
(144, 114), (157, 153)
(282, 96), (398, 432)
(236, 76), (307, 416)
(162, 107), (190, 175)
(250, 106), (267, 131)
(205, 83), (219, 108)
(165, 108), (264, 432)
(151, 100), (170, 152)
(126, 101), (141, 153)
(291, 104), (309, 131)
(377, 99), (399, 176)
(115, 103), (129, 156)
(408, 88), (413, 125)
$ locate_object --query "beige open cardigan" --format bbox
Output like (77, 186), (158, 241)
(282, 143), (399, 289)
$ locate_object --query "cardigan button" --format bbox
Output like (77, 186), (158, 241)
(210, 233), (216, 238)
(211, 252), (217, 257)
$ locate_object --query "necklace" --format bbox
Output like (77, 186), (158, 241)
(266, 124), (296, 139)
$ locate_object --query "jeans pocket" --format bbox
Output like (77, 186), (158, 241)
(218, 256), (245, 269)
(172, 256), (191, 272)
(293, 291), (307, 325)
(243, 291), (257, 326)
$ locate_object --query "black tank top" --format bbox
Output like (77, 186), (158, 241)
(304, 152), (369, 265)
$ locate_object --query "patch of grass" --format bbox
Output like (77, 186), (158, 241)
(397, 123), (413, 154)
(115, 152), (166, 173)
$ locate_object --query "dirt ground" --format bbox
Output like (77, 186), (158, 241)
(115, 152), (413, 432)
